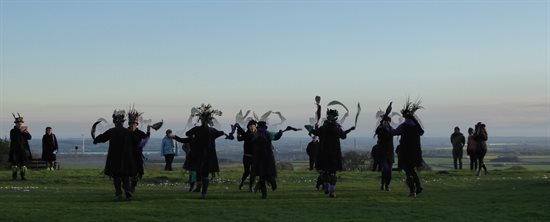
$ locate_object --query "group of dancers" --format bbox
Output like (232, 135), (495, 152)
(8, 98), (432, 201)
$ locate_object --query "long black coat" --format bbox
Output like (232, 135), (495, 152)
(185, 126), (225, 175)
(94, 126), (137, 177)
(173, 136), (194, 170)
(9, 127), (32, 165)
(129, 129), (149, 177)
(311, 121), (347, 172)
(393, 119), (424, 169)
(42, 134), (58, 161)
(251, 130), (282, 178)
(375, 125), (394, 163)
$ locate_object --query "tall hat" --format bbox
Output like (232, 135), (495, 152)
(247, 120), (258, 127)
(326, 109), (339, 121)
(401, 98), (423, 118)
(257, 121), (268, 129)
(127, 105), (143, 124)
(112, 109), (126, 123)
(12, 113), (24, 123)
(194, 104), (222, 126)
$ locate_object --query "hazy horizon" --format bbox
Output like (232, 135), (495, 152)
(1, 1), (549, 138)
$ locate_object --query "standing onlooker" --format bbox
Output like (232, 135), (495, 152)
(466, 128), (477, 171)
(450, 127), (466, 170)
(42, 127), (58, 171)
(161, 129), (177, 171)
(474, 122), (488, 176)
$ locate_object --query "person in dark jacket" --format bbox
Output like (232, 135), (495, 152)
(450, 126), (466, 170)
(375, 116), (394, 191)
(236, 120), (258, 192)
(309, 109), (355, 198)
(93, 109), (137, 201)
(392, 99), (424, 198)
(250, 121), (288, 199)
(42, 127), (58, 171)
(9, 113), (32, 180)
(185, 104), (228, 199)
(466, 128), (478, 171)
(127, 108), (151, 194)
(474, 122), (488, 176)
(306, 136), (319, 171)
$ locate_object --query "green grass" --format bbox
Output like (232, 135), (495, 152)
(1, 167), (549, 222)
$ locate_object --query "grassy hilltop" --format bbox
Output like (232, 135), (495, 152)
(0, 167), (549, 222)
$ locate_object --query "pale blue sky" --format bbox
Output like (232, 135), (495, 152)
(1, 0), (549, 138)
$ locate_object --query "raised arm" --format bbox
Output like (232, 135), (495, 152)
(93, 130), (111, 144)
(272, 130), (283, 141)
(173, 135), (191, 144)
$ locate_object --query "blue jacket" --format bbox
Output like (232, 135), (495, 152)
(161, 136), (178, 156)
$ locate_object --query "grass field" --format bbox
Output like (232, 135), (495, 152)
(1, 166), (549, 222)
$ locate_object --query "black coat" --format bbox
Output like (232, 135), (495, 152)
(251, 130), (282, 178)
(129, 129), (149, 177)
(94, 126), (137, 177)
(9, 127), (32, 165)
(311, 121), (348, 172)
(185, 126), (225, 175)
(376, 125), (394, 163)
(41, 134), (58, 161)
(237, 129), (255, 156)
(394, 119), (424, 169)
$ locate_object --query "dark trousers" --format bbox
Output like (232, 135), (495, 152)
(380, 160), (392, 187)
(308, 157), (316, 170)
(113, 177), (131, 196)
(372, 161), (381, 172)
(476, 153), (488, 176)
(453, 156), (463, 170)
(164, 154), (175, 171)
(240, 156), (255, 190)
(321, 171), (337, 196)
(201, 177), (210, 195)
(316, 171), (324, 190)
(258, 176), (277, 199)
(131, 176), (140, 193)
(469, 155), (478, 171)
(404, 167), (422, 194)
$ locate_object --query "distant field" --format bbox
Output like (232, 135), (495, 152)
(424, 156), (550, 171)
(1, 166), (549, 222)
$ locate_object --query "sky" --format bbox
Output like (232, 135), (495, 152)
(0, 0), (549, 139)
